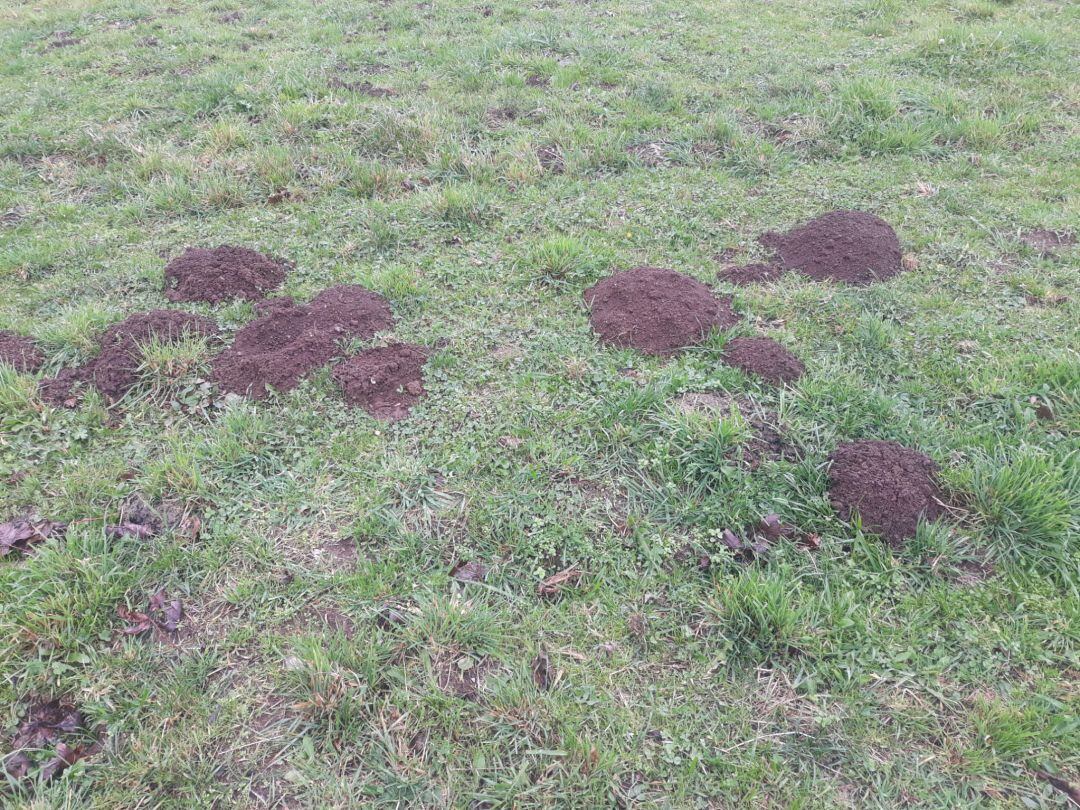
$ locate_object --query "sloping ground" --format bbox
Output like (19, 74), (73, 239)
(0, 0), (1077, 806)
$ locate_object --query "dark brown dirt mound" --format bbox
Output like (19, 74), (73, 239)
(0, 330), (44, 373)
(212, 285), (393, 399)
(828, 439), (945, 545)
(164, 246), (286, 304)
(584, 266), (738, 355)
(760, 210), (902, 285)
(40, 310), (219, 405)
(717, 263), (784, 286)
(721, 336), (805, 385)
(333, 343), (428, 421)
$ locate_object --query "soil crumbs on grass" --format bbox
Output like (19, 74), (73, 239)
(333, 342), (429, 421)
(721, 336), (805, 384)
(759, 210), (903, 285)
(164, 246), (287, 304)
(212, 285), (393, 398)
(585, 266), (738, 355)
(0, 331), (44, 372)
(40, 310), (220, 405)
(828, 439), (945, 545)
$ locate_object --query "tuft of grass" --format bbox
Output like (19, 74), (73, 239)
(967, 448), (1078, 578)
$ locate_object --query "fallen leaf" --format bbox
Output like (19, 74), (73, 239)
(118, 590), (183, 637)
(1033, 770), (1080, 805)
(0, 519), (66, 556)
(450, 560), (487, 583)
(537, 565), (582, 598)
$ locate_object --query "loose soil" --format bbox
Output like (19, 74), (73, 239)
(40, 310), (220, 405)
(332, 342), (428, 421)
(584, 267), (738, 355)
(434, 650), (493, 701)
(212, 285), (393, 399)
(721, 336), (805, 384)
(827, 439), (945, 545)
(0, 330), (44, 372)
(164, 245), (286, 304)
(717, 262), (785, 286)
(759, 210), (903, 285)
(1020, 228), (1076, 256)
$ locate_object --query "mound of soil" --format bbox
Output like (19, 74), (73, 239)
(760, 210), (902, 285)
(40, 310), (219, 405)
(721, 336), (805, 385)
(827, 439), (945, 545)
(717, 263), (784, 286)
(164, 246), (286, 304)
(212, 285), (393, 399)
(333, 343), (428, 421)
(0, 330), (44, 373)
(584, 267), (738, 355)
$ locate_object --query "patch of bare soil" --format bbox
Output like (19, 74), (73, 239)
(721, 336), (805, 385)
(1020, 228), (1076, 256)
(40, 310), (220, 405)
(827, 439), (945, 545)
(433, 650), (494, 701)
(585, 267), (738, 355)
(333, 343), (428, 421)
(0, 331), (44, 372)
(164, 246), (287, 304)
(311, 539), (359, 572)
(211, 285), (393, 399)
(759, 210), (903, 285)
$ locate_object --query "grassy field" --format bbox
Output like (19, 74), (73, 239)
(1, 0), (1078, 806)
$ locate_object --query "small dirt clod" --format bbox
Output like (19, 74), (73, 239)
(827, 439), (945, 545)
(585, 266), (738, 355)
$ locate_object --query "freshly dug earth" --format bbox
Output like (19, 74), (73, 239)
(333, 343), (428, 421)
(721, 336), (805, 384)
(828, 439), (945, 545)
(212, 285), (393, 399)
(164, 246), (286, 304)
(584, 266), (738, 354)
(760, 210), (903, 285)
(40, 311), (219, 404)
(717, 262), (784, 286)
(0, 330), (44, 372)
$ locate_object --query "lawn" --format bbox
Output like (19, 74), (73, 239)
(1, 0), (1078, 806)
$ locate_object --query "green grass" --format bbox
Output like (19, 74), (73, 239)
(1, 0), (1078, 806)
